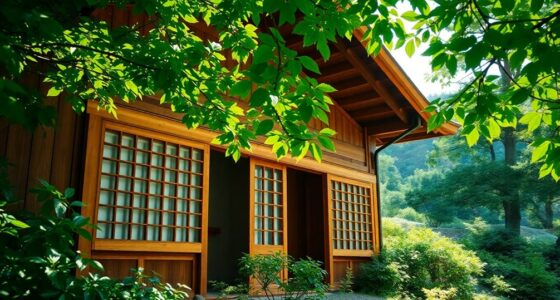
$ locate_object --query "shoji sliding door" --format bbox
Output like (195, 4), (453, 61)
(249, 159), (287, 256)
(80, 114), (210, 294)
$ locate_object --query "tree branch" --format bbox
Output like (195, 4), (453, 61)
(29, 42), (161, 71)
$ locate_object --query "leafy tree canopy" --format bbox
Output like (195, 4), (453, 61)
(0, 0), (558, 174)
(411, 0), (560, 179)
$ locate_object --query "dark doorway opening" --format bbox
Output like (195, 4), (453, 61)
(287, 168), (325, 264)
(207, 150), (249, 291)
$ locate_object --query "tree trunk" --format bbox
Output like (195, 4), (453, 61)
(503, 199), (521, 235)
(489, 142), (496, 161)
(503, 128), (516, 165)
(502, 127), (522, 234)
(545, 195), (554, 229)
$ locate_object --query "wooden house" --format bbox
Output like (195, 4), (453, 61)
(0, 6), (456, 298)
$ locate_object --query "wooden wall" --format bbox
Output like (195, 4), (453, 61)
(0, 72), (85, 213)
(90, 5), (369, 172)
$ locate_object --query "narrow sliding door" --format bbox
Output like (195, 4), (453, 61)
(249, 159), (288, 257)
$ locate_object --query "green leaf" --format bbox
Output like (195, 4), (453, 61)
(47, 87), (62, 97)
(250, 88), (269, 107)
(299, 56), (320, 74)
(317, 40), (331, 61)
(315, 109), (329, 125)
(427, 113), (444, 132)
(488, 118), (501, 139)
(401, 11), (418, 21)
(90, 260), (104, 272)
(53, 199), (66, 218)
(466, 128), (480, 146)
(317, 83), (336, 93)
(465, 44), (486, 70)
(519, 112), (542, 132)
(405, 39), (415, 57)
(76, 228), (92, 241)
(531, 0), (544, 12)
(310, 143), (322, 162)
(64, 188), (75, 199)
(231, 80), (252, 98)
(9, 219), (30, 229)
(252, 45), (273, 65)
(317, 135), (335, 151)
(532, 141), (550, 162)
(264, 135), (279, 145)
(446, 55), (458, 76)
(319, 128), (336, 137)
(256, 119), (274, 135)
(125, 80), (139, 95)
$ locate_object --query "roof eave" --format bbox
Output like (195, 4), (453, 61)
(352, 27), (458, 136)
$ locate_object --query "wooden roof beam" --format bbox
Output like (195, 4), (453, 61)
(364, 117), (410, 135)
(339, 95), (384, 111)
(335, 39), (409, 124)
(316, 63), (359, 83)
(350, 105), (394, 122)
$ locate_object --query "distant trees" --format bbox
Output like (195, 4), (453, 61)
(381, 133), (560, 233)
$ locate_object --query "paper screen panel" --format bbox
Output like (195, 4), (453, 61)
(96, 129), (204, 243)
(330, 179), (373, 250)
(253, 165), (284, 246)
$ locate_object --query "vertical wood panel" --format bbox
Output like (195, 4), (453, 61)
(69, 113), (86, 193)
(0, 120), (8, 157)
(97, 259), (138, 279)
(25, 83), (58, 212)
(50, 99), (77, 191)
(5, 125), (32, 209)
(78, 114), (103, 258)
(144, 259), (194, 286)
(112, 5), (128, 28)
(324, 174), (334, 285)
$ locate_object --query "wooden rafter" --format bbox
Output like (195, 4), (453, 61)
(335, 39), (409, 124)
(365, 117), (412, 135)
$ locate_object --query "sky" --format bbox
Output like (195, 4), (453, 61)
(390, 2), (461, 101)
(391, 46), (451, 100)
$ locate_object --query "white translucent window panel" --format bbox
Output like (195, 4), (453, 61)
(96, 130), (205, 243)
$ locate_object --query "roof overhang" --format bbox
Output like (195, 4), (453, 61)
(282, 25), (458, 145)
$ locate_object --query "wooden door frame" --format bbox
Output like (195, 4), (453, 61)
(249, 158), (288, 256)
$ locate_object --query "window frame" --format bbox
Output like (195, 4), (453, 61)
(85, 119), (210, 253)
(249, 158), (288, 256)
(326, 174), (376, 257)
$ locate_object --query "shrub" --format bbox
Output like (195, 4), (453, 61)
(477, 250), (558, 299)
(0, 180), (189, 299)
(209, 280), (250, 300)
(338, 267), (354, 293)
(395, 207), (428, 224)
(239, 253), (327, 299)
(465, 223), (560, 299)
(354, 253), (401, 296)
(356, 220), (483, 299)
(422, 287), (457, 300)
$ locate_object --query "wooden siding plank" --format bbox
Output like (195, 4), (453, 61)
(88, 102), (375, 180)
(50, 99), (77, 191)
(0, 120), (9, 157)
(25, 83), (58, 212)
(5, 125), (33, 209)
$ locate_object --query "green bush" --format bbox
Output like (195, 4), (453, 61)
(0, 180), (189, 299)
(354, 253), (401, 296)
(465, 222), (560, 299)
(337, 267), (354, 293)
(394, 207), (428, 224)
(239, 253), (328, 299)
(356, 220), (483, 299)
(477, 250), (558, 299)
